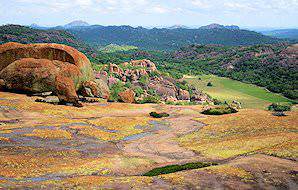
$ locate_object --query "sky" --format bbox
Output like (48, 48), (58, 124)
(0, 0), (297, 28)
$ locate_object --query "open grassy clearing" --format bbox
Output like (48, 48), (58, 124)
(185, 75), (293, 109)
(177, 108), (298, 160)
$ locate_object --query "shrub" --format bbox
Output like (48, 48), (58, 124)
(268, 103), (291, 112)
(213, 99), (222, 105)
(149, 71), (160, 77)
(176, 82), (189, 91)
(207, 82), (213, 87)
(143, 162), (217, 176)
(147, 89), (157, 96)
(109, 82), (125, 102)
(149, 112), (169, 118)
(124, 81), (132, 88)
(138, 95), (160, 104)
(134, 86), (144, 97)
(201, 106), (238, 115)
(139, 75), (149, 85)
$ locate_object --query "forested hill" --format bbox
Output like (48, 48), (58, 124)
(94, 43), (298, 100)
(0, 25), (95, 56)
(67, 25), (282, 50)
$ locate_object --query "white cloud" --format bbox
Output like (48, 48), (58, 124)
(191, 0), (211, 9)
(2, 0), (298, 27)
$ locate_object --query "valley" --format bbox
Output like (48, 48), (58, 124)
(185, 75), (292, 109)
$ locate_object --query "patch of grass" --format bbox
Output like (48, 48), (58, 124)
(143, 162), (217, 176)
(24, 129), (72, 139)
(166, 101), (197, 106)
(138, 95), (160, 104)
(178, 109), (298, 159)
(185, 75), (292, 109)
(206, 165), (253, 180)
(201, 106), (238, 115)
(149, 112), (169, 118)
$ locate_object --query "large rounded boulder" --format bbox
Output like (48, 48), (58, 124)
(0, 42), (96, 106)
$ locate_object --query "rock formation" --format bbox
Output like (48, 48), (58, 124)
(0, 42), (100, 106)
(95, 59), (211, 104)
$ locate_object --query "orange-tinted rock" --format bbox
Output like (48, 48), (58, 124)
(177, 89), (190, 100)
(0, 42), (94, 82)
(0, 79), (5, 89)
(94, 79), (110, 99)
(118, 89), (135, 103)
(81, 81), (99, 97)
(0, 42), (97, 106)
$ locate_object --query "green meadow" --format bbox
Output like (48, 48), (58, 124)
(185, 75), (293, 109)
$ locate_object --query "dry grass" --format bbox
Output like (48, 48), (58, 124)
(178, 109), (298, 159)
(24, 129), (72, 139)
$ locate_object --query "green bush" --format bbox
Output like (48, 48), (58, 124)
(268, 103), (291, 112)
(213, 99), (222, 105)
(124, 81), (132, 88)
(138, 95), (160, 104)
(176, 82), (189, 91)
(201, 106), (238, 115)
(143, 162), (217, 176)
(109, 82), (125, 102)
(149, 71), (160, 77)
(149, 112), (169, 118)
(147, 89), (157, 96)
(134, 86), (144, 97)
(139, 75), (149, 85)
(207, 82), (213, 87)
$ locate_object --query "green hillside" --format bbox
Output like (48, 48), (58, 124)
(67, 25), (282, 50)
(185, 75), (292, 109)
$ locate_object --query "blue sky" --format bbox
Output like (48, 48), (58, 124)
(0, 0), (297, 28)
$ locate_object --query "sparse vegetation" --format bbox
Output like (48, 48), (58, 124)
(109, 81), (125, 102)
(201, 106), (238, 115)
(149, 112), (169, 118)
(133, 86), (144, 97)
(138, 95), (160, 104)
(143, 162), (217, 176)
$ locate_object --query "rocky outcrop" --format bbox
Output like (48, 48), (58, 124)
(177, 89), (190, 100)
(0, 42), (100, 106)
(129, 59), (157, 72)
(117, 59), (158, 82)
(109, 63), (123, 76)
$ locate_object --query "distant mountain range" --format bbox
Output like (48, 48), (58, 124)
(64, 20), (90, 28)
(64, 23), (281, 50)
(30, 20), (90, 30)
(261, 29), (298, 40)
(199, 23), (240, 30)
(2, 21), (288, 50)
